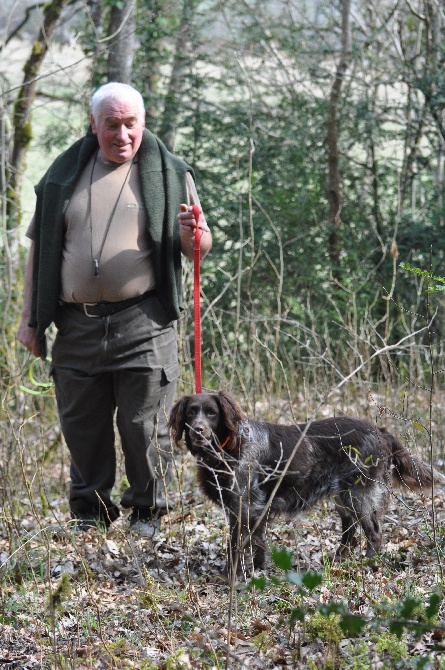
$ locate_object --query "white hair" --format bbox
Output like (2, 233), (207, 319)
(91, 82), (145, 121)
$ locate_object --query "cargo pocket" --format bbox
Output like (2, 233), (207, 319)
(163, 359), (180, 384)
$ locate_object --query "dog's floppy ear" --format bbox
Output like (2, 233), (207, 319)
(168, 396), (191, 448)
(216, 391), (243, 450)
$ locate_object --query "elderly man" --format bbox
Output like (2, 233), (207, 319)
(16, 82), (212, 535)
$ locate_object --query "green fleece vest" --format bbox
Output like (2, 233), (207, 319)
(30, 128), (191, 341)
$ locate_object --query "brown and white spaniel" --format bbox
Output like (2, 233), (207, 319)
(169, 390), (443, 576)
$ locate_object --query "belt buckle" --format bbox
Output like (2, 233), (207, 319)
(83, 302), (100, 318)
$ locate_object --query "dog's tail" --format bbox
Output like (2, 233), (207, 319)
(384, 429), (445, 491)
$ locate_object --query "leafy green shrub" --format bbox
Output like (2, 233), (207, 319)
(306, 611), (343, 646)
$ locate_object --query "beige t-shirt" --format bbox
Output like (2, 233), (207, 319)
(28, 155), (201, 303)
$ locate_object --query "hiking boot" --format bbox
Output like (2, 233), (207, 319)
(71, 513), (109, 533)
(128, 507), (166, 538)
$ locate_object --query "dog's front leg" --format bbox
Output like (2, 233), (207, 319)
(225, 493), (266, 578)
(221, 492), (253, 578)
(226, 500), (243, 578)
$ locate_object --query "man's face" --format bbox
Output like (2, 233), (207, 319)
(90, 98), (145, 164)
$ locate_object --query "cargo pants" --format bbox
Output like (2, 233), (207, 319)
(51, 293), (179, 522)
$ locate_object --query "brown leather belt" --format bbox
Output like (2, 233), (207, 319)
(64, 290), (156, 318)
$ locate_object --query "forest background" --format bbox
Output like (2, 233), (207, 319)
(2, 1), (445, 668)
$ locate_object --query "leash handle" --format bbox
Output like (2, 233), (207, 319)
(19, 357), (54, 396)
(192, 204), (202, 393)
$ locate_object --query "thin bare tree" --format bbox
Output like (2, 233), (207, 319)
(7, 0), (70, 240)
(158, 0), (198, 152)
(107, 0), (137, 84)
(327, 0), (352, 278)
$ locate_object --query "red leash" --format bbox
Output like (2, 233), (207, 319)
(192, 204), (202, 393)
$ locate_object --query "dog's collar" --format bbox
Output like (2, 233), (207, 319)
(219, 436), (230, 450)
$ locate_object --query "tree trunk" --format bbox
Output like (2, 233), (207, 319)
(158, 0), (197, 152)
(107, 0), (137, 84)
(7, 0), (70, 237)
(327, 0), (352, 278)
(132, 0), (171, 125)
(88, 0), (105, 88)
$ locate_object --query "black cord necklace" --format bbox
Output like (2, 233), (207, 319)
(89, 150), (134, 277)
